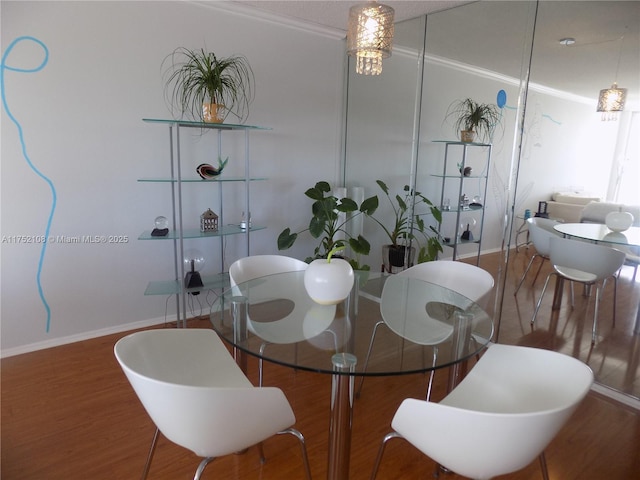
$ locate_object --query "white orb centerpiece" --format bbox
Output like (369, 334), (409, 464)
(605, 211), (633, 233)
(304, 246), (354, 305)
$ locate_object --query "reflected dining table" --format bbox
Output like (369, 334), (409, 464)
(210, 271), (493, 480)
(554, 223), (640, 334)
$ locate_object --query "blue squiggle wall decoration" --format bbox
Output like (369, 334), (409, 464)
(1, 36), (56, 332)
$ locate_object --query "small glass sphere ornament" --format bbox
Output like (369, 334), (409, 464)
(151, 216), (169, 236)
(155, 216), (168, 229)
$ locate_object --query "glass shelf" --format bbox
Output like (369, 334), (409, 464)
(138, 225), (266, 240)
(430, 174), (487, 179)
(441, 205), (484, 213)
(142, 118), (271, 131)
(432, 139), (492, 147)
(442, 237), (481, 247)
(137, 177), (267, 183)
(144, 272), (230, 296)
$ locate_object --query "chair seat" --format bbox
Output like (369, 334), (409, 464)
(554, 265), (597, 284)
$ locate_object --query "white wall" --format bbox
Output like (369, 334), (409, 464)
(1, 1), (346, 354)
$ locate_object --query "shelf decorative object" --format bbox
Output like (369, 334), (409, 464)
(151, 216), (169, 237)
(200, 208), (219, 232)
(197, 156), (228, 178)
(183, 249), (205, 294)
(163, 48), (254, 123)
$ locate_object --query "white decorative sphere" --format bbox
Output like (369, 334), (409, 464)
(304, 258), (354, 305)
(605, 211), (633, 232)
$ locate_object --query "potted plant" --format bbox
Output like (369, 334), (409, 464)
(163, 47), (254, 123)
(445, 98), (500, 143)
(277, 181), (379, 271)
(369, 180), (443, 272)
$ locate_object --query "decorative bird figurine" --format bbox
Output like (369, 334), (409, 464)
(197, 156), (228, 179)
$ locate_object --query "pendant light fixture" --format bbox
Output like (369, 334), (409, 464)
(596, 28), (628, 121)
(346, 1), (395, 75)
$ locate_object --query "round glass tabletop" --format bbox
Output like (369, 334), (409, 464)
(210, 271), (493, 376)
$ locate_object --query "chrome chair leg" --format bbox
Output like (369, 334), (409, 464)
(370, 431), (403, 480)
(532, 273), (555, 325)
(277, 428), (312, 480)
(538, 452), (550, 480)
(425, 347), (438, 401)
(611, 275), (618, 327)
(193, 457), (215, 480)
(258, 342), (267, 386)
(592, 284), (602, 345)
(514, 254), (539, 295)
(357, 320), (385, 397)
(141, 427), (160, 480)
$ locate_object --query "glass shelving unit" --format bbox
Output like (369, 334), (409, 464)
(140, 118), (270, 325)
(432, 140), (492, 263)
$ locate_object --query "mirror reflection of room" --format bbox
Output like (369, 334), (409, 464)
(343, 0), (639, 401)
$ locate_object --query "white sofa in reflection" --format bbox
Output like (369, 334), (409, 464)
(546, 192), (601, 223)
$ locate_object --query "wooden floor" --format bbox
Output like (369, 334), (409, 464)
(2, 249), (640, 479)
(496, 247), (640, 400)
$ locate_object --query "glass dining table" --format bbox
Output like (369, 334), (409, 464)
(210, 271), (494, 480)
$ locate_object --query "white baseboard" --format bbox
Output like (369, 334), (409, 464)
(0, 316), (175, 358)
(591, 382), (640, 410)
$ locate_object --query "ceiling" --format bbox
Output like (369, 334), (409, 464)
(233, 1), (639, 108)
(235, 1), (471, 30)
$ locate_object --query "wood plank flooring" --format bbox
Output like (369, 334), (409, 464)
(2, 248), (640, 479)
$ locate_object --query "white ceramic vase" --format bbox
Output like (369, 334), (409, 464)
(304, 258), (354, 305)
(605, 211), (633, 232)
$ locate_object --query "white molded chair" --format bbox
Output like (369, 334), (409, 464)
(229, 255), (336, 386)
(229, 255), (308, 287)
(514, 217), (561, 295)
(371, 344), (594, 480)
(358, 260), (494, 399)
(532, 237), (626, 344)
(114, 329), (312, 480)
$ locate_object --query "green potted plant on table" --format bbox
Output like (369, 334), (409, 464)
(277, 181), (379, 271)
(445, 98), (500, 143)
(369, 180), (442, 272)
(163, 47), (254, 123)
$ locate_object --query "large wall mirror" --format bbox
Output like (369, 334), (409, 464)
(343, 0), (639, 402)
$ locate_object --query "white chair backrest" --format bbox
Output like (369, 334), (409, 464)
(397, 260), (494, 307)
(392, 344), (593, 480)
(549, 236), (626, 280)
(526, 217), (561, 257)
(379, 261), (493, 345)
(229, 255), (307, 287)
(114, 329), (295, 457)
